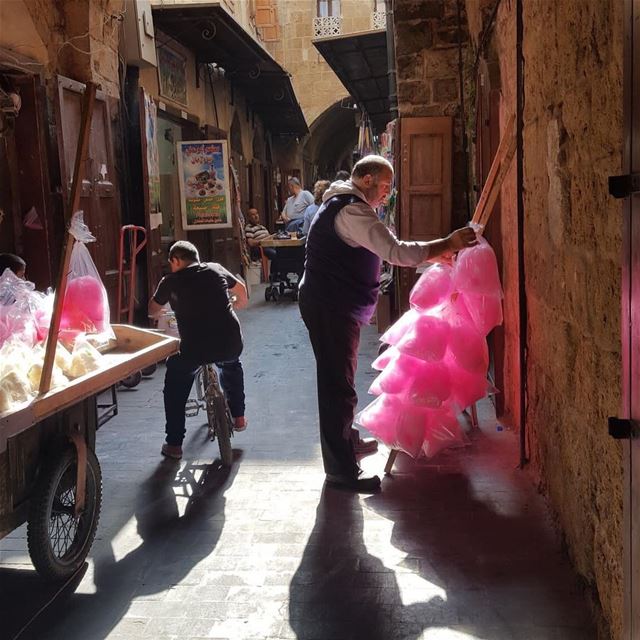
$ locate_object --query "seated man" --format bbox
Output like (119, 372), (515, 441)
(148, 240), (248, 460)
(279, 177), (314, 233)
(245, 207), (276, 270)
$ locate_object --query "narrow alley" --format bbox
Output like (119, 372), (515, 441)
(1, 287), (594, 640)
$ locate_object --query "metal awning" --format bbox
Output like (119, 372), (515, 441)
(313, 29), (390, 133)
(152, 2), (308, 137)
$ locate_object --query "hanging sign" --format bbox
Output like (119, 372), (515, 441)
(176, 140), (233, 229)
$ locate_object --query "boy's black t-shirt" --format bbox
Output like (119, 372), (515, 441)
(153, 262), (243, 363)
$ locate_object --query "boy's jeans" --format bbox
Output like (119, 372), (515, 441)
(163, 353), (245, 447)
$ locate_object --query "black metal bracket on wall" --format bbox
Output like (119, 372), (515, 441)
(609, 173), (640, 199)
(608, 417), (640, 440)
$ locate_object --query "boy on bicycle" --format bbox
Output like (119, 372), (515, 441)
(148, 240), (248, 460)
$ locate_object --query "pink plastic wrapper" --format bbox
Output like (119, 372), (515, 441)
(372, 352), (423, 395)
(380, 309), (419, 346)
(356, 394), (401, 444)
(409, 264), (453, 311)
(371, 346), (399, 371)
(393, 404), (430, 457)
(422, 408), (465, 458)
(61, 275), (109, 334)
(452, 236), (502, 297)
(461, 292), (503, 336)
(446, 353), (488, 409)
(446, 304), (489, 374)
(396, 312), (450, 362)
(405, 361), (451, 408)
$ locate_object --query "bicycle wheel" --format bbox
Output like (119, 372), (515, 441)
(213, 396), (233, 467)
(27, 447), (102, 581)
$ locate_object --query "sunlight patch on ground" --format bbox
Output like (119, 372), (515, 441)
(419, 629), (486, 639)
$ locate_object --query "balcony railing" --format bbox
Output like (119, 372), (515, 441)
(372, 10), (386, 30)
(313, 15), (342, 38)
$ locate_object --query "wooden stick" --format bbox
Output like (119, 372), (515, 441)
(472, 114), (516, 230)
(384, 449), (399, 475)
(477, 136), (517, 229)
(39, 83), (97, 395)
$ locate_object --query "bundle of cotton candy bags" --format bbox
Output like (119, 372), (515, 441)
(355, 235), (503, 459)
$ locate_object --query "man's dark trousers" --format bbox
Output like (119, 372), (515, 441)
(164, 353), (245, 446)
(299, 293), (360, 478)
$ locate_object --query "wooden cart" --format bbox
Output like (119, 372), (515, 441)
(0, 325), (178, 580)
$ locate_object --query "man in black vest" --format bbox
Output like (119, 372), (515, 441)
(299, 155), (477, 491)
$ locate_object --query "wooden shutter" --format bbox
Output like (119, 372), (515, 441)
(399, 116), (452, 242)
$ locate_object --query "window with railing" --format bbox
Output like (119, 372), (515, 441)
(372, 0), (386, 30)
(314, 0), (341, 37)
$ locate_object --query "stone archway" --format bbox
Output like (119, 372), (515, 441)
(303, 98), (359, 184)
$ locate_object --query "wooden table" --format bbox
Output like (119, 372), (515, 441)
(259, 235), (305, 248)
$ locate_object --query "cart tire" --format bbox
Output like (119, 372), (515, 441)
(121, 371), (142, 388)
(141, 364), (157, 376)
(27, 447), (102, 581)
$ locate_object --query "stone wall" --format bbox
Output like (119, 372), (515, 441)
(267, 0), (374, 128)
(523, 3), (624, 636)
(466, 1), (624, 637)
(393, 0), (471, 229)
(4, 0), (126, 97)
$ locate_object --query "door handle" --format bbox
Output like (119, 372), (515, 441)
(608, 417), (640, 439)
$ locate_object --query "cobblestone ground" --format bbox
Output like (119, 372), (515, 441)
(0, 286), (595, 640)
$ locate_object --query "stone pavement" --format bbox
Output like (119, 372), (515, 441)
(0, 285), (596, 640)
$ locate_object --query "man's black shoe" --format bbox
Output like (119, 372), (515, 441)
(325, 473), (381, 492)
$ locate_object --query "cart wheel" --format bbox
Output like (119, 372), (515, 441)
(279, 281), (286, 297)
(141, 364), (157, 376)
(120, 371), (142, 388)
(264, 287), (272, 302)
(27, 447), (102, 581)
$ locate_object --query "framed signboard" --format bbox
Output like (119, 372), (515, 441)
(176, 140), (233, 229)
(157, 44), (187, 105)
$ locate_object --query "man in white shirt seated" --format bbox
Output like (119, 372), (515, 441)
(279, 178), (314, 233)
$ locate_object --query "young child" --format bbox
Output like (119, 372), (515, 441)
(0, 253), (26, 279)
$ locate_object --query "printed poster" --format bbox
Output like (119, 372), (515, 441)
(157, 45), (187, 106)
(142, 91), (161, 228)
(176, 140), (232, 229)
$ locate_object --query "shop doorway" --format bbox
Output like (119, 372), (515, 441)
(0, 66), (55, 290)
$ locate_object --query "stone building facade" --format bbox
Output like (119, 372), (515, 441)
(464, 1), (625, 637)
(393, 0), (471, 230)
(0, 0), (124, 97)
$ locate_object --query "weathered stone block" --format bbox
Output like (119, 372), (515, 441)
(394, 0), (444, 21)
(395, 20), (433, 57)
(432, 77), (458, 102)
(398, 80), (431, 105)
(396, 54), (424, 80)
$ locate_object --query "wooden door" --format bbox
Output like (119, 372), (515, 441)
(397, 116), (452, 309)
(621, 0), (640, 635)
(56, 77), (121, 314)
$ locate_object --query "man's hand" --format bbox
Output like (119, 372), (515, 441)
(446, 227), (478, 252)
(148, 298), (165, 319)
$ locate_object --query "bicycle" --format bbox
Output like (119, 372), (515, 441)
(185, 364), (234, 466)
